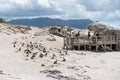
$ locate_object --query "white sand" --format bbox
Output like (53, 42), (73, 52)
(0, 23), (120, 80)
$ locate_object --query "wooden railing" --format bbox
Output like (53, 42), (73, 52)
(63, 35), (120, 51)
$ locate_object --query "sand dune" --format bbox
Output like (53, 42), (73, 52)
(0, 23), (120, 80)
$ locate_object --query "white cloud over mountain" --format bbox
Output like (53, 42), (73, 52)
(0, 0), (120, 25)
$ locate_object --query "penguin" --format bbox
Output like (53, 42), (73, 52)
(13, 44), (16, 48)
(43, 47), (46, 53)
(22, 43), (24, 47)
(38, 48), (42, 51)
(13, 41), (17, 44)
(27, 44), (30, 48)
(41, 64), (45, 66)
(59, 50), (61, 53)
(51, 53), (55, 59)
(62, 57), (66, 62)
(64, 50), (68, 55)
(39, 53), (43, 58)
(26, 54), (29, 57)
(18, 47), (21, 51)
(31, 53), (37, 59)
(54, 60), (57, 64)
(30, 45), (33, 48)
(31, 47), (34, 50)
(30, 41), (32, 44)
(45, 52), (47, 56)
(35, 45), (38, 49)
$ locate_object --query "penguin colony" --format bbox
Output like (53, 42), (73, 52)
(13, 36), (68, 66)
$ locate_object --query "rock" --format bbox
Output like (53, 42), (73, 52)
(0, 70), (3, 74)
(47, 37), (56, 41)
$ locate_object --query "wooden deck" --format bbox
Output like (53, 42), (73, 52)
(64, 35), (120, 52)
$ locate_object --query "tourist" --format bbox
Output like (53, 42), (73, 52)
(88, 31), (91, 40)
(95, 31), (100, 39)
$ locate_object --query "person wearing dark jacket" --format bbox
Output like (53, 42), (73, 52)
(88, 31), (91, 40)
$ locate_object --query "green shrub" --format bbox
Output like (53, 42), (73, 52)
(0, 18), (5, 23)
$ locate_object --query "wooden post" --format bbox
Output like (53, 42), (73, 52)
(110, 36), (112, 51)
(84, 36), (86, 51)
(66, 37), (69, 49)
(96, 36), (98, 51)
(89, 37), (91, 51)
(63, 37), (65, 49)
(104, 36), (106, 52)
(116, 35), (119, 50)
(78, 38), (80, 50)
(68, 37), (71, 49)
(70, 37), (73, 50)
(118, 36), (120, 51)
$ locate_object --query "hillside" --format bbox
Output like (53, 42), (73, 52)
(8, 17), (93, 28)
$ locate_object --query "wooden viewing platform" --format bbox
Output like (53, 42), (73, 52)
(64, 35), (120, 52)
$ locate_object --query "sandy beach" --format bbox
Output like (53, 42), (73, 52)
(0, 23), (120, 80)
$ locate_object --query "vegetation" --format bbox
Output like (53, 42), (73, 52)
(15, 26), (31, 30)
(52, 24), (63, 26)
(0, 18), (6, 23)
(52, 33), (65, 37)
(49, 26), (57, 31)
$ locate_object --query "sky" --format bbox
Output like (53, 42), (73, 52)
(0, 0), (120, 26)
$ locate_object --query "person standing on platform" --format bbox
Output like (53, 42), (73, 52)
(88, 31), (91, 40)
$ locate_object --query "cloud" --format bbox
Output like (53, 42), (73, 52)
(14, 0), (33, 9)
(37, 0), (51, 8)
(0, 0), (120, 26)
(0, 0), (62, 19)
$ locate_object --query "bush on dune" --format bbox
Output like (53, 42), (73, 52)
(0, 18), (6, 23)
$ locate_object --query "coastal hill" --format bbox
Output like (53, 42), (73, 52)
(8, 17), (93, 28)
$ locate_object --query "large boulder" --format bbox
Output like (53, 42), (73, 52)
(87, 22), (120, 31)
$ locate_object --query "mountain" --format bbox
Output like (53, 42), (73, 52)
(8, 17), (93, 28)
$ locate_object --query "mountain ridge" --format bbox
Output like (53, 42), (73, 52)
(8, 17), (93, 28)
